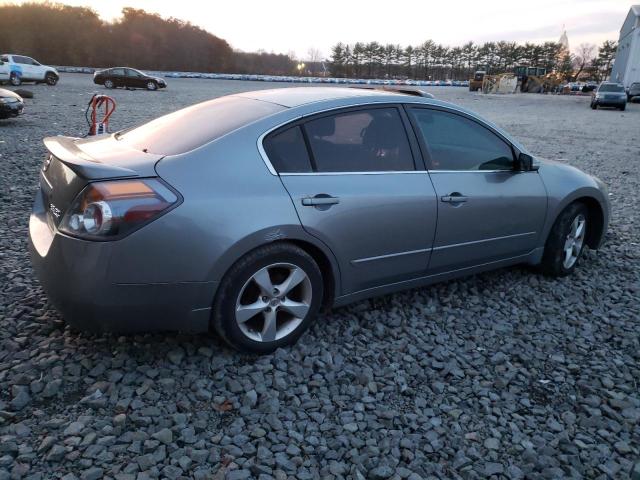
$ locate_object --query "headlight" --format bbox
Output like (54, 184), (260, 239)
(59, 178), (179, 240)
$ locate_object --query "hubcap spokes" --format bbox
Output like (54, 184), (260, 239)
(235, 263), (311, 342)
(563, 214), (586, 269)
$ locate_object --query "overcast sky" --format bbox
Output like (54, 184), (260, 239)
(8, 0), (633, 58)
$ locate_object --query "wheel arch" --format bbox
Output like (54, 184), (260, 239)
(546, 193), (607, 250)
(573, 196), (606, 249)
(209, 227), (341, 309)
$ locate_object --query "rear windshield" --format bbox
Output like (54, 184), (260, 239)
(598, 84), (624, 92)
(116, 96), (285, 155)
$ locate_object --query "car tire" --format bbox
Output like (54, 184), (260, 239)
(540, 202), (589, 277)
(45, 72), (58, 86)
(212, 242), (324, 354)
(9, 73), (21, 87)
(146, 81), (158, 91)
(104, 79), (114, 89)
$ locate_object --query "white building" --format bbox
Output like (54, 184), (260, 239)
(559, 28), (570, 52)
(611, 5), (640, 87)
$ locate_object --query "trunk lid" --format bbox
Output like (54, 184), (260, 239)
(41, 135), (163, 227)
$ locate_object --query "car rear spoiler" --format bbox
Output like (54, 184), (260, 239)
(43, 136), (160, 180)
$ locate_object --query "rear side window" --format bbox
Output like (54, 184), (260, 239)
(0, 56), (8, 62)
(111, 68), (125, 76)
(409, 108), (514, 171)
(118, 96), (285, 155)
(304, 108), (414, 172)
(263, 126), (312, 173)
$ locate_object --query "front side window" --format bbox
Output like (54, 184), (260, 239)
(126, 69), (143, 77)
(409, 108), (514, 171)
(263, 126), (312, 173)
(13, 56), (29, 64)
(304, 108), (414, 172)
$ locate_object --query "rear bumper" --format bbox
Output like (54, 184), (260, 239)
(28, 194), (215, 334)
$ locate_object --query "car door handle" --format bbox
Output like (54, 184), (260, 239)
(441, 193), (468, 203)
(301, 195), (340, 206)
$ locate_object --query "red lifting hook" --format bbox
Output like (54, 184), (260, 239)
(86, 94), (116, 136)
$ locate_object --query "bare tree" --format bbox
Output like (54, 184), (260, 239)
(573, 43), (596, 81)
(307, 47), (323, 75)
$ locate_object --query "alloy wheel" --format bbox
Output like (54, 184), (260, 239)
(235, 263), (312, 342)
(563, 213), (586, 269)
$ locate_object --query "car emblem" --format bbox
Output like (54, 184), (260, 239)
(49, 203), (61, 218)
(42, 154), (53, 172)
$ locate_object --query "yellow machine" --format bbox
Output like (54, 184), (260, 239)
(469, 70), (486, 91)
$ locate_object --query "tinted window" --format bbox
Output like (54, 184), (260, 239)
(304, 108), (414, 172)
(118, 96), (285, 155)
(409, 109), (514, 171)
(126, 69), (143, 77)
(111, 68), (125, 76)
(0, 56), (8, 62)
(264, 126), (312, 173)
(13, 56), (29, 64)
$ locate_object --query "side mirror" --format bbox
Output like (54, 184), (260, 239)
(517, 152), (539, 172)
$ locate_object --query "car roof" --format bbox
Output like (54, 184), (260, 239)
(234, 86), (435, 108)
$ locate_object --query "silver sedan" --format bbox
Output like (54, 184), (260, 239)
(29, 87), (610, 353)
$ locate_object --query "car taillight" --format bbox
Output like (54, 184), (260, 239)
(59, 178), (179, 240)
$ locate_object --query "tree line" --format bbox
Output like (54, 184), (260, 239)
(0, 2), (296, 75)
(0, 2), (618, 81)
(330, 40), (617, 81)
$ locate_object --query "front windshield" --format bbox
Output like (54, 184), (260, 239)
(599, 84), (624, 93)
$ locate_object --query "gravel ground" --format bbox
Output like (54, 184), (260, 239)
(0, 74), (639, 480)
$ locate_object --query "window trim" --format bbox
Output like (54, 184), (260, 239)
(404, 104), (518, 172)
(263, 125), (315, 174)
(259, 103), (422, 176)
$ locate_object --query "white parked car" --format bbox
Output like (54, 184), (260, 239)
(0, 54), (59, 86)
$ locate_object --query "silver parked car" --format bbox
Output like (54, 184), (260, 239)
(29, 88), (610, 353)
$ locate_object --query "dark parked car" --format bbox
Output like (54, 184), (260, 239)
(591, 82), (627, 110)
(0, 88), (24, 118)
(30, 88), (610, 353)
(93, 67), (167, 90)
(627, 82), (640, 101)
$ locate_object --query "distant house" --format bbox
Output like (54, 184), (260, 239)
(611, 5), (640, 87)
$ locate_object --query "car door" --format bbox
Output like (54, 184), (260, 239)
(125, 69), (143, 88)
(406, 106), (547, 274)
(27, 57), (45, 80)
(13, 56), (32, 80)
(268, 106), (438, 294)
(110, 68), (125, 87)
